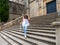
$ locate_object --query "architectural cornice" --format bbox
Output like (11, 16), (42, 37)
(9, 1), (24, 6)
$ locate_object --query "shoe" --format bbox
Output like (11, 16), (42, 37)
(24, 35), (27, 38)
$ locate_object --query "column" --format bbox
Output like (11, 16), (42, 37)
(38, 0), (44, 15)
(52, 21), (60, 45)
(24, 0), (30, 18)
(41, 0), (44, 15)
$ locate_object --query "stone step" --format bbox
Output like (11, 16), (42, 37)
(28, 27), (55, 31)
(0, 33), (21, 45)
(6, 25), (19, 30)
(4, 24), (54, 30)
(6, 30), (56, 39)
(29, 25), (53, 27)
(17, 28), (56, 34)
(30, 22), (54, 24)
(7, 26), (55, 31)
(7, 25), (55, 30)
(27, 29), (55, 33)
(7, 25), (55, 32)
(5, 28), (55, 34)
(0, 31), (50, 45)
(1, 31), (37, 45)
(30, 12), (57, 19)
(3, 30), (56, 44)
(30, 20), (55, 22)
(0, 35), (9, 45)
(30, 18), (56, 20)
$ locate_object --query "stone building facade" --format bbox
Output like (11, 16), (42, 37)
(28, 0), (60, 17)
(9, 0), (25, 20)
(9, 0), (60, 19)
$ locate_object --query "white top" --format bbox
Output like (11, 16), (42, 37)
(22, 18), (30, 26)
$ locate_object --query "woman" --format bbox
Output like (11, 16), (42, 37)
(21, 15), (30, 38)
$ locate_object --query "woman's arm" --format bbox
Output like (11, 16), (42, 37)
(28, 15), (30, 21)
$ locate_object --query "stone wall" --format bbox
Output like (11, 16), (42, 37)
(29, 0), (55, 17)
(38, 0), (44, 16)
(29, 0), (59, 17)
(9, 14), (21, 21)
(30, 1), (39, 17)
(9, 1), (25, 20)
(56, 0), (60, 15)
(9, 1), (24, 15)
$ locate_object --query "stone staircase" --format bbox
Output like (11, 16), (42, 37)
(0, 24), (56, 45)
(0, 12), (57, 45)
(30, 12), (58, 25)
